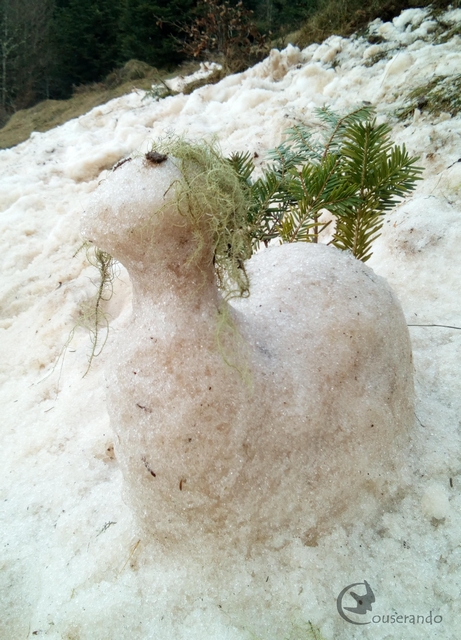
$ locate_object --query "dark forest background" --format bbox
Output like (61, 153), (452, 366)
(0, 0), (311, 121)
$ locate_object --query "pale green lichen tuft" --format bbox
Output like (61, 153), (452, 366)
(77, 244), (116, 376)
(149, 137), (253, 300)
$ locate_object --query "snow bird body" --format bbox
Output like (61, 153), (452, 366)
(81, 143), (414, 554)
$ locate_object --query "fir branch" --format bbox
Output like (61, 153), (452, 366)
(229, 107), (423, 261)
(316, 104), (375, 158)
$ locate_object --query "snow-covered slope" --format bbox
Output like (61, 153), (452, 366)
(1, 7), (460, 639)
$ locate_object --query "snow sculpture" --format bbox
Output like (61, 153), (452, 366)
(81, 145), (414, 554)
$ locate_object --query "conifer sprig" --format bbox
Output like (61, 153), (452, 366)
(230, 107), (423, 261)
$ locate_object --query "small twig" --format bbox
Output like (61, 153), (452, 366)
(96, 521), (117, 537)
(119, 539), (141, 575)
(407, 324), (461, 330)
(415, 413), (428, 429)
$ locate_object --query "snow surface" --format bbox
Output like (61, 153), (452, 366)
(1, 6), (460, 639)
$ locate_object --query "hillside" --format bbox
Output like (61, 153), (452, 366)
(0, 5), (460, 639)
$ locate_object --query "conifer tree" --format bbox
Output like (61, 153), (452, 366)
(118, 0), (195, 67)
(0, 0), (54, 114)
(51, 0), (122, 92)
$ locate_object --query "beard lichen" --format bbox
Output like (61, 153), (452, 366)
(148, 137), (253, 300)
(78, 243), (116, 376)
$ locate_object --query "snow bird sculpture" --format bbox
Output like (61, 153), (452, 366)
(81, 141), (414, 555)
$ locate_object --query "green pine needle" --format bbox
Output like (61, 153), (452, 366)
(230, 106), (423, 261)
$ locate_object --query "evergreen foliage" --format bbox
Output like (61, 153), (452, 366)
(118, 0), (194, 70)
(0, 0), (55, 117)
(52, 0), (122, 92)
(229, 106), (423, 262)
(50, 0), (193, 96)
(252, 0), (316, 34)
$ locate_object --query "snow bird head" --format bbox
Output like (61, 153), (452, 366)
(81, 139), (252, 299)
